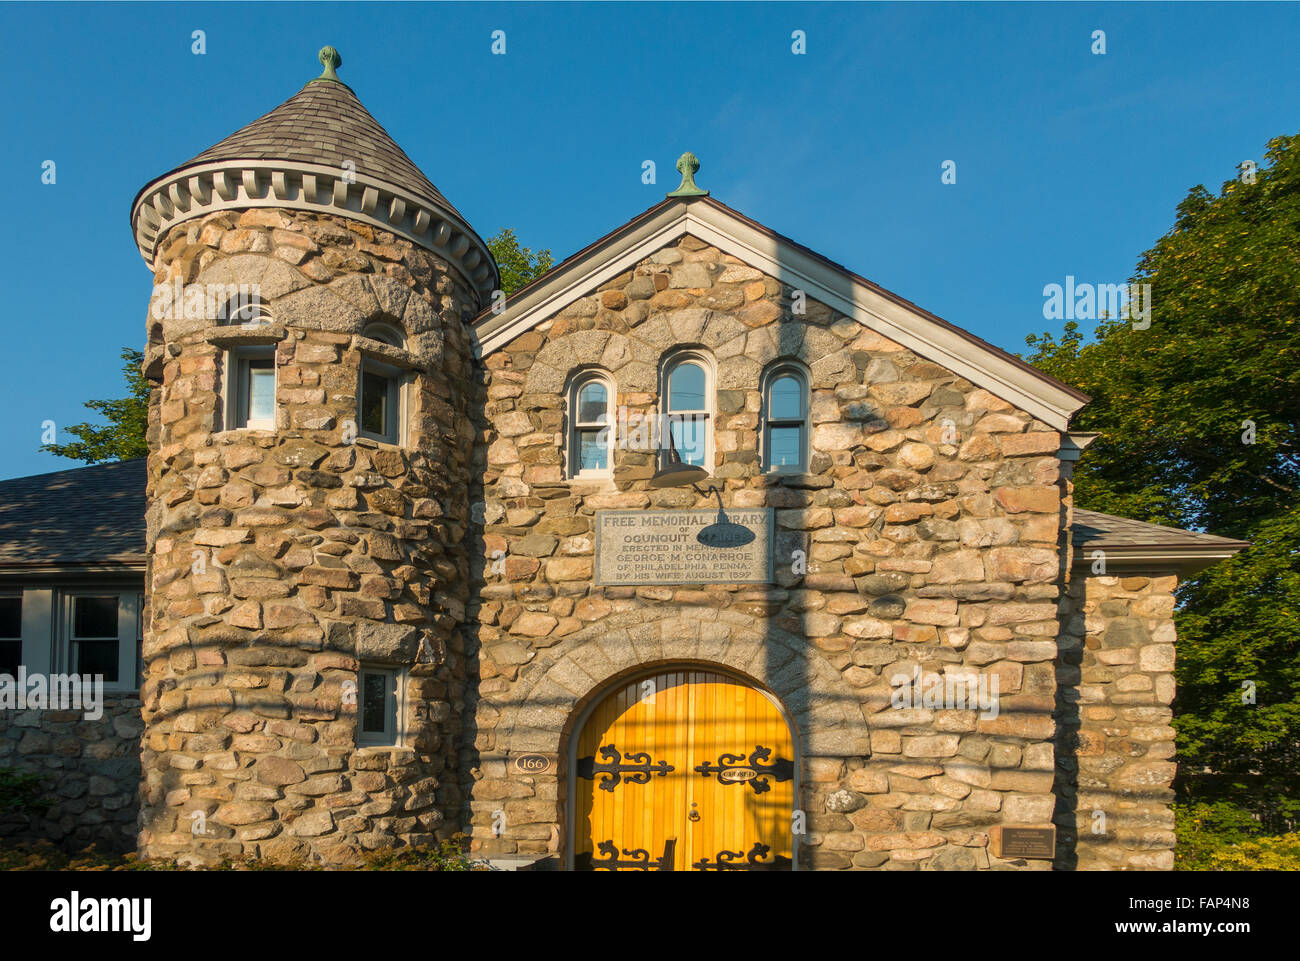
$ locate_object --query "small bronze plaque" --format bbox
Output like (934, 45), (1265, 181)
(720, 768), (758, 783)
(989, 825), (1056, 860)
(514, 754), (552, 775)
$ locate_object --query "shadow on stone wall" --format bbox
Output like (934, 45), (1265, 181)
(0, 695), (142, 853)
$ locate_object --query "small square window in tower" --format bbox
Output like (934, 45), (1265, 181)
(359, 362), (402, 444)
(226, 347), (276, 430)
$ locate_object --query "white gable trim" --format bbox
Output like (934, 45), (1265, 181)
(475, 202), (690, 356)
(473, 201), (1087, 430)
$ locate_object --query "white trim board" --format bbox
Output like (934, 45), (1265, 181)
(472, 200), (1087, 431)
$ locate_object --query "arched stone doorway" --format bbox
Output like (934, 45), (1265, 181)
(477, 609), (871, 867)
(569, 666), (797, 871)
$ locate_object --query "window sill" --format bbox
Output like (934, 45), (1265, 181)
(355, 742), (412, 756)
(205, 323), (286, 347)
(215, 427), (275, 439)
(356, 338), (418, 370)
(566, 474), (617, 492)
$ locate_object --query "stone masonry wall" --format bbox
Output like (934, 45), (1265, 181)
(0, 695), (142, 852)
(469, 233), (1073, 869)
(139, 208), (477, 865)
(1054, 571), (1178, 870)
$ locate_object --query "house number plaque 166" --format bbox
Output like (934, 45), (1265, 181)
(514, 754), (552, 775)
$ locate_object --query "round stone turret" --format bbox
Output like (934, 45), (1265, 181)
(133, 49), (487, 865)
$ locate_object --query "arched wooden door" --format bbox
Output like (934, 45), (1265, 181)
(572, 668), (795, 871)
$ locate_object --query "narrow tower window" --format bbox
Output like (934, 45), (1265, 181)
(357, 665), (405, 747)
(359, 324), (405, 445)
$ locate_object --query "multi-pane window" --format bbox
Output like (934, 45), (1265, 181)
(359, 325), (404, 445)
(0, 593), (20, 679)
(664, 357), (711, 468)
(70, 594), (120, 681)
(357, 666), (404, 747)
(228, 347), (276, 429)
(763, 365), (808, 472)
(136, 592), (146, 689)
(63, 592), (140, 691)
(569, 374), (613, 476)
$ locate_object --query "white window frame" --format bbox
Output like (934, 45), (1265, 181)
(568, 370), (615, 479)
(660, 350), (714, 471)
(761, 362), (810, 473)
(224, 346), (277, 430)
(58, 590), (140, 693)
(356, 665), (407, 748)
(358, 357), (404, 446)
(359, 323), (406, 447)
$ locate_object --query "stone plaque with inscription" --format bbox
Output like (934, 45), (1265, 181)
(595, 509), (774, 586)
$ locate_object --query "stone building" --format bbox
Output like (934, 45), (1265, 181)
(0, 48), (1249, 870)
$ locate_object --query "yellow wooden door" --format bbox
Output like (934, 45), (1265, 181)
(574, 669), (794, 871)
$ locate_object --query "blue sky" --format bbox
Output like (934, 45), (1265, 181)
(0, 1), (1296, 480)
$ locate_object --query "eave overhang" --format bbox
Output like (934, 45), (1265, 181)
(130, 159), (499, 307)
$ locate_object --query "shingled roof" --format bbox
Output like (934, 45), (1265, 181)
(129, 49), (498, 302)
(0, 460), (146, 573)
(1072, 508), (1249, 571)
(147, 78), (461, 222)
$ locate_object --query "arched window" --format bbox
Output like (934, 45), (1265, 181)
(363, 322), (402, 348)
(569, 372), (614, 477)
(662, 352), (712, 469)
(762, 363), (808, 473)
(359, 323), (405, 445)
(222, 292), (271, 328)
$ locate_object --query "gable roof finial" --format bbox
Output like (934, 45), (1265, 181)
(667, 152), (709, 198)
(315, 46), (343, 83)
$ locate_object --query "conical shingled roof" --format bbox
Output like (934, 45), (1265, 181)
(131, 49), (497, 302)
(170, 79), (463, 221)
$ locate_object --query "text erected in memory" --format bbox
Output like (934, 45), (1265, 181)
(595, 509), (774, 586)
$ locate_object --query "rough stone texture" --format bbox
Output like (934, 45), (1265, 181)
(138, 207), (478, 865)
(1053, 572), (1178, 871)
(6, 218), (1187, 869)
(0, 696), (142, 852)
(469, 233), (1072, 869)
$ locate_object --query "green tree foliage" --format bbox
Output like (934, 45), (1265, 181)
(487, 227), (554, 296)
(0, 767), (51, 815)
(41, 348), (150, 464)
(1025, 134), (1300, 828)
(1173, 800), (1300, 870)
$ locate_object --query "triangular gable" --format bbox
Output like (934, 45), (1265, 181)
(473, 197), (1089, 430)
